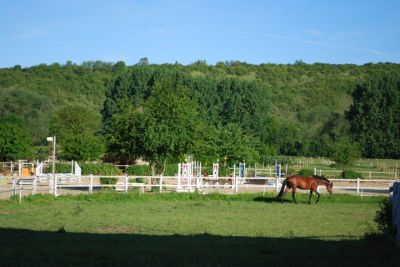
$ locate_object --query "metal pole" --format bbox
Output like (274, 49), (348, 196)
(160, 175), (163, 193)
(89, 174), (93, 193)
(12, 176), (16, 196)
(124, 175), (128, 193)
(52, 136), (57, 196)
(19, 183), (22, 204)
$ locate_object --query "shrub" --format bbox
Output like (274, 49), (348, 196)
(287, 168), (297, 176)
(100, 177), (118, 185)
(163, 163), (177, 176)
(261, 156), (294, 165)
(129, 177), (146, 183)
(44, 163), (72, 174)
(298, 168), (313, 176)
(80, 163), (121, 175)
(126, 165), (150, 176)
(342, 169), (363, 179)
(374, 198), (396, 236)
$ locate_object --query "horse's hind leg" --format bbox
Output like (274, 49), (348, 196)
(291, 188), (297, 204)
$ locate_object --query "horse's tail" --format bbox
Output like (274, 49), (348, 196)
(277, 178), (288, 200)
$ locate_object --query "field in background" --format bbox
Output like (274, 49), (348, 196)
(252, 157), (400, 179)
(0, 192), (398, 266)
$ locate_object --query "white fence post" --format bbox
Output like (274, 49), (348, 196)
(160, 175), (163, 193)
(49, 176), (52, 194)
(356, 178), (360, 195)
(233, 173), (237, 193)
(54, 174), (58, 197)
(19, 183), (22, 203)
(89, 174), (93, 193)
(177, 163), (181, 190)
(33, 175), (37, 195)
(124, 175), (128, 193)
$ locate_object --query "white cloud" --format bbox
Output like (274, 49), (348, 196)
(237, 31), (388, 56)
(305, 30), (322, 36)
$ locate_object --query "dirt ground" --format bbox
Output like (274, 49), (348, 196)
(0, 176), (392, 200)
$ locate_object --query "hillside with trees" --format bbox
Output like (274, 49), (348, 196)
(0, 60), (399, 164)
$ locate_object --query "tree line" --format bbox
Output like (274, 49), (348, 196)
(0, 60), (399, 169)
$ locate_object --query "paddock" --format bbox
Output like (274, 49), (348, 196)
(0, 174), (394, 200)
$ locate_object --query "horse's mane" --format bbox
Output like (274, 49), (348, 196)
(312, 175), (330, 183)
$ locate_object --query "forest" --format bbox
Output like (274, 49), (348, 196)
(0, 60), (399, 168)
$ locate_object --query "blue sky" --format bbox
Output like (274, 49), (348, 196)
(1, 0), (399, 67)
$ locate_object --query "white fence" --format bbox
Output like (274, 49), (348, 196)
(0, 175), (395, 200)
(311, 168), (398, 180)
(390, 181), (400, 243)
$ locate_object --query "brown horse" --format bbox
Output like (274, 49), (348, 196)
(277, 175), (333, 204)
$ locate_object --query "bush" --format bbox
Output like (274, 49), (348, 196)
(44, 163), (72, 174)
(129, 177), (146, 183)
(126, 165), (150, 176)
(100, 177), (118, 185)
(163, 163), (177, 176)
(298, 168), (314, 176)
(80, 163), (121, 175)
(374, 198), (396, 236)
(342, 169), (363, 179)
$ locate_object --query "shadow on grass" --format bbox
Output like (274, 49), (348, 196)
(0, 228), (398, 267)
(253, 196), (292, 203)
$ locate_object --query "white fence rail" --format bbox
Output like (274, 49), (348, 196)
(0, 175), (395, 200)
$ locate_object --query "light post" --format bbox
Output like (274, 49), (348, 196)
(47, 136), (56, 196)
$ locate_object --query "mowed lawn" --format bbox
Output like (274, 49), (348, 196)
(0, 192), (398, 266)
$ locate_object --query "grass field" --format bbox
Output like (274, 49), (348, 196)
(0, 192), (398, 266)
(289, 157), (400, 179)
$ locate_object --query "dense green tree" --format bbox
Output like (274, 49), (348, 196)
(1, 62), (400, 159)
(50, 105), (105, 161)
(0, 88), (51, 144)
(105, 82), (201, 174)
(347, 74), (400, 158)
(216, 123), (260, 166)
(191, 123), (260, 166)
(60, 134), (105, 161)
(329, 138), (361, 167)
(0, 123), (32, 161)
(136, 57), (150, 66)
(311, 113), (350, 156)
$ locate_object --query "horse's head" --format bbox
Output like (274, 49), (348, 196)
(326, 181), (334, 195)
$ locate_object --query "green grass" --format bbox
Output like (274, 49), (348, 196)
(0, 192), (398, 266)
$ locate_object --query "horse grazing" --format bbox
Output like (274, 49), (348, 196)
(277, 175), (333, 204)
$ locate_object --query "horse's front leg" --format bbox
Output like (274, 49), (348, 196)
(308, 190), (313, 204)
(315, 191), (321, 204)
